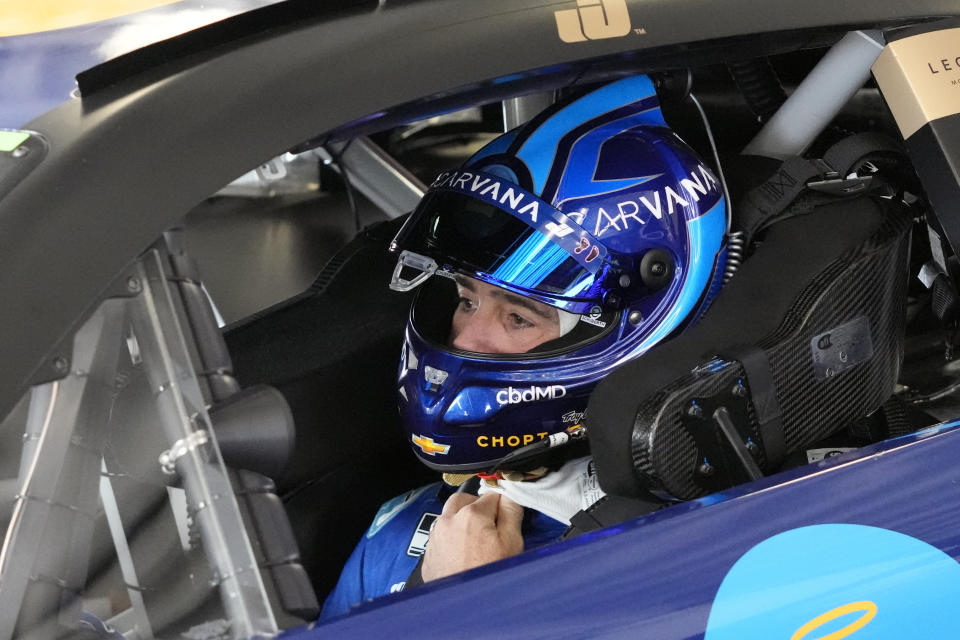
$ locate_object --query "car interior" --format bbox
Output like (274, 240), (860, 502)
(4, 21), (960, 638)
(201, 48), (951, 613)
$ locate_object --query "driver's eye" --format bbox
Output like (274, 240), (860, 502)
(508, 312), (534, 330)
(457, 296), (476, 312)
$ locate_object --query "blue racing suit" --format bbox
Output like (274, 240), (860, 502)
(319, 481), (567, 621)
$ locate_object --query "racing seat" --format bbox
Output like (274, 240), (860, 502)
(586, 161), (913, 503)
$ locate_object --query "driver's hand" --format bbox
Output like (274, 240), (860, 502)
(421, 491), (524, 582)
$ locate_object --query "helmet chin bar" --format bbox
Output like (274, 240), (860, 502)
(390, 250), (439, 292)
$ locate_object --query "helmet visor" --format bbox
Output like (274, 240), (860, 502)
(392, 171), (614, 314)
(411, 275), (614, 358)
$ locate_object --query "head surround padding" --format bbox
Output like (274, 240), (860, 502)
(587, 194), (904, 498)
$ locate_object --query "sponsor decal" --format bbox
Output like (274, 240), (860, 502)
(573, 236), (601, 263)
(565, 164), (720, 239)
(367, 485), (434, 538)
(0, 131), (29, 154)
(428, 169), (608, 274)
(562, 410), (585, 424)
(430, 170), (541, 222)
(495, 385), (567, 405)
(554, 0), (642, 44)
(477, 432), (549, 448)
(544, 220), (575, 238)
(792, 601), (876, 640)
(926, 57), (960, 74)
(579, 313), (606, 328)
(810, 316), (873, 380)
(706, 524), (960, 639)
(578, 459), (605, 509)
(872, 27), (960, 139)
(406, 512), (440, 557)
(805, 447), (857, 463)
(412, 434), (450, 456)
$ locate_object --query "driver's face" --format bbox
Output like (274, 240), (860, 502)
(450, 277), (561, 354)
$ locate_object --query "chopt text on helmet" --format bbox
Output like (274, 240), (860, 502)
(389, 75), (728, 473)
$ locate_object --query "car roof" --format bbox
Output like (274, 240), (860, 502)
(0, 0), (957, 420)
(0, 0), (284, 126)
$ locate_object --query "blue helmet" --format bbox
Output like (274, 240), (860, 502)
(390, 76), (728, 472)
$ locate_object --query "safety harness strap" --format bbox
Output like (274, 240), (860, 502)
(717, 345), (787, 467)
(739, 133), (904, 246)
(562, 495), (664, 539)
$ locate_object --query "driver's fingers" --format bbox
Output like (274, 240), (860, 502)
(496, 494), (524, 530)
(461, 492), (501, 521)
(441, 491), (479, 516)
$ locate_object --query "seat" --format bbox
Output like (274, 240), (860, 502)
(587, 181), (912, 501)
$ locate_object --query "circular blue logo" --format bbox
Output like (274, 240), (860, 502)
(705, 524), (960, 639)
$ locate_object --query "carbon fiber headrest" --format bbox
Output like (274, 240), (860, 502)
(587, 195), (910, 500)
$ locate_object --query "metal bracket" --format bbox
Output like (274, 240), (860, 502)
(26, 267), (143, 389)
(681, 383), (763, 492)
(159, 429), (210, 475)
(807, 174), (874, 196)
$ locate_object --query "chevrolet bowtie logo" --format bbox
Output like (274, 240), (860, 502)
(412, 434), (450, 456)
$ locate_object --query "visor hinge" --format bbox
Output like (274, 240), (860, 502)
(390, 250), (438, 292)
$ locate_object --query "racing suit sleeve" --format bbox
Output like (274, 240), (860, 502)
(318, 483), (443, 621)
(317, 533), (369, 622)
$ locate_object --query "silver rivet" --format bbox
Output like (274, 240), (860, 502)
(619, 274), (631, 287)
(11, 146), (28, 158)
(628, 311), (643, 325)
(52, 356), (68, 374)
(126, 276), (141, 293)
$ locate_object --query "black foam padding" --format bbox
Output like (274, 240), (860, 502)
(225, 220), (430, 491)
(587, 195), (907, 498)
(282, 447), (434, 602)
(233, 469), (320, 622)
(210, 385), (295, 481)
(224, 219), (437, 597)
(162, 229), (241, 405)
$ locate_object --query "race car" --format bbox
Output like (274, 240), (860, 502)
(2, 1), (960, 638)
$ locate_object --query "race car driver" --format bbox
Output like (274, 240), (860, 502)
(320, 74), (729, 619)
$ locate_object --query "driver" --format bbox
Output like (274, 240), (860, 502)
(320, 75), (728, 620)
